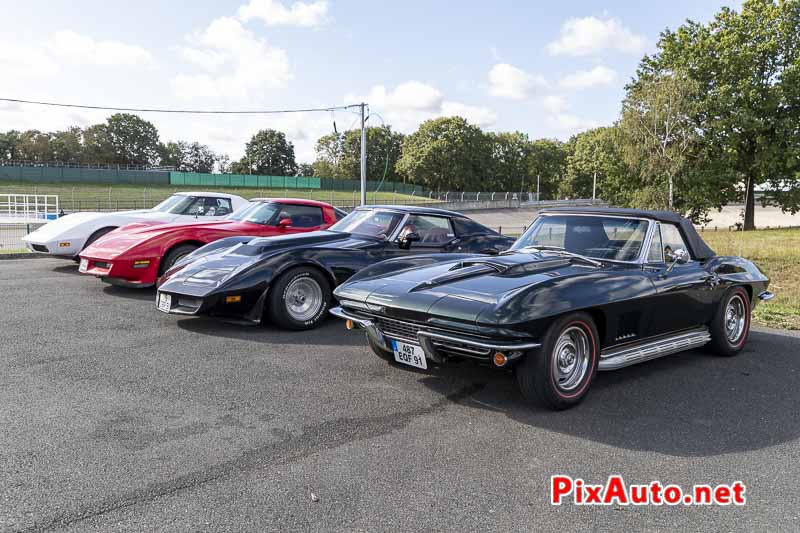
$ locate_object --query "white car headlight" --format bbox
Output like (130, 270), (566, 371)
(185, 268), (234, 287)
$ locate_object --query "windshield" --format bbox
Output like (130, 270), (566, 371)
(152, 194), (196, 214)
(329, 209), (405, 238)
(226, 201), (280, 225)
(512, 215), (650, 262)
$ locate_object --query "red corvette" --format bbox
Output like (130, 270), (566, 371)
(78, 198), (346, 288)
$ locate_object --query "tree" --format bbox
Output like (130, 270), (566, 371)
(0, 131), (20, 160)
(486, 131), (532, 191)
(83, 114), (161, 166)
(296, 163), (315, 177)
(618, 72), (699, 209)
(560, 127), (631, 201)
(396, 117), (491, 191)
(160, 141), (217, 173)
(637, 0), (800, 229)
(15, 130), (54, 162)
(237, 129), (298, 176)
(313, 126), (405, 183)
(50, 127), (84, 163)
(527, 139), (568, 200)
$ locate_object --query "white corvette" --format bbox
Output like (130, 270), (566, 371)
(22, 191), (248, 258)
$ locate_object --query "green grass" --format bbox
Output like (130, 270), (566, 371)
(701, 228), (800, 330)
(0, 181), (431, 211)
(0, 248), (28, 254)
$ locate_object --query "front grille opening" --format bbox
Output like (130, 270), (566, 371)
(375, 316), (421, 343)
(32, 244), (48, 253)
(94, 261), (111, 269)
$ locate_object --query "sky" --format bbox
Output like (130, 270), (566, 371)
(0, 0), (741, 164)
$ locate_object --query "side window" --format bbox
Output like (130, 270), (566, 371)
(333, 207), (349, 221)
(660, 224), (691, 263)
(179, 197), (206, 216)
(209, 198), (232, 216)
(647, 224), (664, 263)
(452, 217), (497, 236)
(276, 204), (324, 228)
(400, 215), (455, 245)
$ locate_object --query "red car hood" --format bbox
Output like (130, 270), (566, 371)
(81, 220), (262, 258)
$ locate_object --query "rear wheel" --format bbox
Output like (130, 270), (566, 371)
(159, 244), (199, 276)
(268, 267), (332, 330)
(515, 312), (599, 410)
(708, 287), (751, 356)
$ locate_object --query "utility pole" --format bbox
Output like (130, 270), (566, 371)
(360, 103), (367, 206)
(592, 171), (597, 202)
(537, 174), (540, 202)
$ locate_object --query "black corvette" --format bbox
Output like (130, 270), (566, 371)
(155, 205), (514, 329)
(330, 207), (774, 410)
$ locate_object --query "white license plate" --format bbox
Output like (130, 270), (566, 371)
(78, 258), (88, 273)
(157, 292), (171, 313)
(392, 340), (427, 369)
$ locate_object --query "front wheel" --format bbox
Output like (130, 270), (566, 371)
(515, 312), (599, 410)
(708, 287), (751, 356)
(267, 267), (332, 330)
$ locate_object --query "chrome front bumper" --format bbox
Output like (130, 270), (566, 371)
(330, 306), (541, 364)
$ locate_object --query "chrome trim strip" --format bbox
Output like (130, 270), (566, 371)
(329, 306), (373, 328)
(598, 328), (711, 371)
(416, 330), (541, 351)
(758, 291), (775, 302)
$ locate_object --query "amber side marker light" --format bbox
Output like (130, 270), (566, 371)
(225, 295), (242, 304)
(133, 260), (151, 268)
(493, 352), (508, 367)
(345, 319), (355, 330)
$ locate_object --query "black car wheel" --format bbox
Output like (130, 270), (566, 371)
(159, 244), (199, 276)
(516, 312), (599, 410)
(708, 286), (751, 356)
(268, 267), (332, 330)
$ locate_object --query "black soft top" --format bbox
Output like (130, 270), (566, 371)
(539, 207), (716, 260)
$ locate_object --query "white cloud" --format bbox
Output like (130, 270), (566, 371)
(547, 16), (647, 56)
(440, 101), (496, 127)
(171, 16), (291, 100)
(558, 65), (618, 90)
(238, 0), (330, 27)
(541, 95), (568, 114)
(345, 81), (496, 133)
(47, 30), (153, 67)
(488, 63), (546, 100)
(547, 113), (598, 133)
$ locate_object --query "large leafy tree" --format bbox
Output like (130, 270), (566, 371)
(637, 0), (800, 229)
(160, 141), (217, 173)
(235, 129), (297, 176)
(560, 127), (630, 202)
(14, 130), (53, 162)
(486, 131), (532, 192)
(313, 125), (404, 183)
(82, 114), (161, 166)
(50, 127), (84, 163)
(0, 130), (20, 160)
(618, 71), (700, 210)
(527, 138), (568, 200)
(396, 116), (491, 191)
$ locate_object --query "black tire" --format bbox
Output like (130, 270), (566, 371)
(267, 267), (332, 330)
(367, 333), (394, 362)
(708, 286), (751, 357)
(515, 312), (599, 410)
(83, 227), (117, 250)
(159, 244), (199, 276)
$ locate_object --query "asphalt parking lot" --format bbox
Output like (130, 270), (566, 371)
(1, 258), (799, 532)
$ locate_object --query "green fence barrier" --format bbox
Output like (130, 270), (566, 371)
(0, 165), (170, 185)
(169, 172), (324, 189)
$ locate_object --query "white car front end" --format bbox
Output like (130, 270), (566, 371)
(21, 192), (248, 258)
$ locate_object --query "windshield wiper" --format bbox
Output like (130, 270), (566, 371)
(514, 246), (603, 268)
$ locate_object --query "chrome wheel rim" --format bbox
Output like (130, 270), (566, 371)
(725, 295), (747, 343)
(552, 326), (591, 392)
(285, 277), (323, 322)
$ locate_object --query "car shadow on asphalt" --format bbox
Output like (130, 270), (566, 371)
(101, 285), (156, 301)
(51, 263), (84, 276)
(416, 330), (800, 458)
(175, 317), (369, 347)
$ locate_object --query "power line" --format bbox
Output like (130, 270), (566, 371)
(0, 97), (362, 115)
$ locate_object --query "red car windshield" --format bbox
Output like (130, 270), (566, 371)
(227, 202), (281, 225)
(330, 209), (405, 238)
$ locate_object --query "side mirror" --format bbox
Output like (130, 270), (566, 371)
(278, 217), (292, 228)
(666, 248), (689, 272)
(399, 232), (420, 249)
